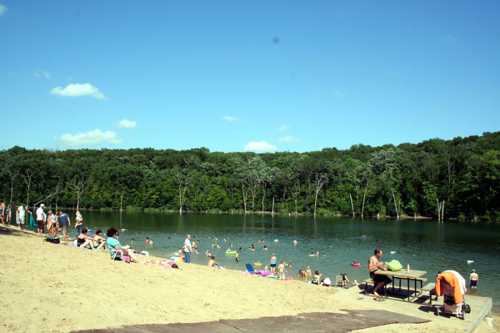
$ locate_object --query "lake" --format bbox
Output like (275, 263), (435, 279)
(83, 212), (500, 309)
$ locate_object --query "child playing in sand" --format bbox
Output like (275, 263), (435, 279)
(312, 270), (322, 285)
(341, 273), (350, 288)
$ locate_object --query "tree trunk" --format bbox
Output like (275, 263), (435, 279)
(361, 185), (368, 219)
(241, 184), (247, 214)
(272, 196), (275, 216)
(9, 178), (14, 205)
(349, 193), (355, 218)
(178, 185), (183, 215)
(294, 198), (298, 216)
(391, 190), (400, 220)
(261, 185), (266, 214)
(441, 200), (445, 222)
(120, 193), (124, 212)
(313, 190), (319, 219)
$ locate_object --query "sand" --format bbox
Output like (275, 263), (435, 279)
(0, 226), (497, 333)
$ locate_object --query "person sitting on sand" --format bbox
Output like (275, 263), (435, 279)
(368, 248), (391, 298)
(77, 228), (94, 249)
(312, 270), (322, 285)
(208, 255), (221, 269)
(93, 229), (106, 250)
(469, 269), (479, 289)
(106, 227), (134, 262)
(322, 277), (332, 287)
(305, 266), (313, 282)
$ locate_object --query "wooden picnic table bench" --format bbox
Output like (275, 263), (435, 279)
(374, 269), (427, 302)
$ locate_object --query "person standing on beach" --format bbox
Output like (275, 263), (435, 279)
(16, 204), (25, 230)
(183, 234), (192, 263)
(0, 201), (5, 224)
(75, 210), (84, 235)
(36, 204), (46, 233)
(57, 210), (71, 240)
(270, 254), (277, 273)
(469, 269), (479, 289)
(27, 207), (36, 231)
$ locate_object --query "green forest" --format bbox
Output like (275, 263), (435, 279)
(1, 132), (499, 221)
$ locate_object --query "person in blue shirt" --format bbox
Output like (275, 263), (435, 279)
(106, 228), (134, 262)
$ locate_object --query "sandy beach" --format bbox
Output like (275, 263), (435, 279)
(0, 226), (497, 333)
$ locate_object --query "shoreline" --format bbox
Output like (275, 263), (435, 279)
(0, 225), (497, 333)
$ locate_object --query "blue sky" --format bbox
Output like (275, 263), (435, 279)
(1, 1), (500, 153)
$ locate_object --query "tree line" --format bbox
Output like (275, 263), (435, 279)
(1, 131), (499, 221)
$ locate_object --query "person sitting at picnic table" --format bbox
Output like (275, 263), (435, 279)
(368, 248), (392, 298)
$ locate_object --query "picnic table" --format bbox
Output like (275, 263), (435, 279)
(375, 269), (427, 301)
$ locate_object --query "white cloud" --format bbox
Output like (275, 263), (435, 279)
(34, 70), (51, 80)
(244, 140), (277, 153)
(59, 129), (121, 147)
(279, 135), (300, 144)
(51, 83), (105, 100)
(278, 124), (289, 132)
(223, 116), (238, 123)
(117, 119), (136, 129)
(0, 4), (7, 16)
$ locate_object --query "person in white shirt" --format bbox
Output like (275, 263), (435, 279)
(75, 210), (84, 235)
(16, 204), (25, 230)
(183, 234), (192, 263)
(36, 204), (46, 233)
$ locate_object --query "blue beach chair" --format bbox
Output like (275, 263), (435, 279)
(245, 263), (255, 274)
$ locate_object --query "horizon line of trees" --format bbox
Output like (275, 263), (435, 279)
(1, 131), (499, 222)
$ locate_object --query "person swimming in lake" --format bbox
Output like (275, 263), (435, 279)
(144, 237), (154, 246)
(263, 245), (268, 251)
(249, 243), (256, 252)
(309, 251), (320, 257)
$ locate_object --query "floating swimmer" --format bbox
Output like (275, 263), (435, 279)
(390, 251), (397, 255)
(293, 240), (298, 246)
(274, 239), (279, 243)
(467, 260), (475, 265)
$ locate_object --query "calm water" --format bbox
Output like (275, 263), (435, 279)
(83, 212), (500, 308)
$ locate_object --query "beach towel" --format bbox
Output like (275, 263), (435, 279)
(435, 271), (466, 305)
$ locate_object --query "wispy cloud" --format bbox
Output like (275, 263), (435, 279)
(0, 4), (7, 16)
(279, 135), (300, 144)
(117, 119), (136, 129)
(59, 129), (121, 147)
(51, 83), (105, 100)
(244, 140), (277, 153)
(278, 124), (289, 132)
(34, 70), (51, 80)
(223, 115), (238, 123)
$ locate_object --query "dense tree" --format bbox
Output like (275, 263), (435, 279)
(0, 132), (499, 221)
